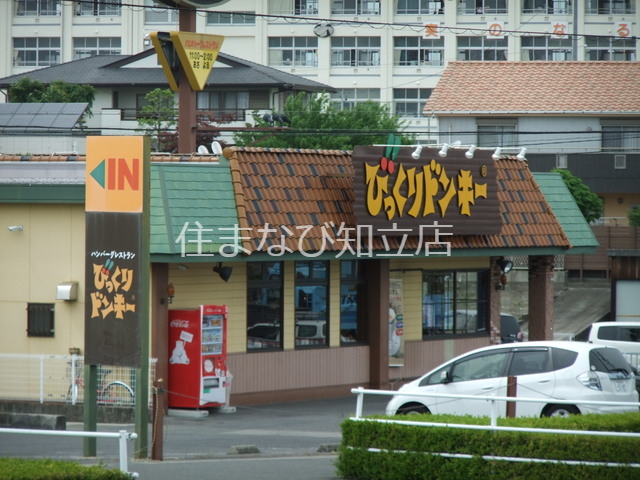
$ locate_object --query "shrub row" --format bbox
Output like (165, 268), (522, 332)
(337, 412), (640, 480)
(0, 458), (134, 480)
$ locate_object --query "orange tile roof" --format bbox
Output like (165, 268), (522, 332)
(225, 146), (570, 255)
(424, 61), (640, 115)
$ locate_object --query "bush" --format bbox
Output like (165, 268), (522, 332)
(337, 413), (640, 480)
(628, 205), (640, 227)
(0, 458), (133, 480)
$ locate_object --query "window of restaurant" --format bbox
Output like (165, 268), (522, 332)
(422, 270), (489, 338)
(247, 262), (283, 351)
(295, 260), (329, 348)
(340, 260), (366, 345)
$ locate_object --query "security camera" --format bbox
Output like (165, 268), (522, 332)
(7, 225), (23, 232)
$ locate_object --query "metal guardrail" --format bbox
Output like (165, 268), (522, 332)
(350, 387), (640, 468)
(0, 427), (138, 476)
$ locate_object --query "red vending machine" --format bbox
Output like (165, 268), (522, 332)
(168, 305), (230, 408)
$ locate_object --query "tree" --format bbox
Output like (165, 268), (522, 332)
(628, 205), (640, 227)
(551, 168), (603, 223)
(136, 88), (177, 152)
(233, 92), (413, 150)
(8, 78), (95, 117)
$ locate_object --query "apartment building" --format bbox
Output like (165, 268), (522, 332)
(2, 0), (638, 143)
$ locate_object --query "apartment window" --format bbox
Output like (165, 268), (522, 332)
(207, 11), (256, 24)
(396, 0), (444, 14)
(269, 0), (318, 15)
(247, 262), (283, 351)
(73, 37), (121, 59)
(268, 37), (318, 67)
(144, 0), (178, 23)
(457, 37), (507, 61)
(331, 37), (381, 67)
(332, 0), (381, 15)
(586, 37), (636, 61)
(458, 0), (507, 14)
(394, 88), (432, 117)
(75, 0), (121, 16)
(602, 123), (640, 152)
(331, 88), (380, 110)
(15, 0), (59, 16)
(423, 271), (489, 338)
(586, 0), (635, 14)
(196, 91), (249, 121)
(523, 0), (571, 14)
(477, 119), (517, 148)
(394, 37), (444, 66)
(27, 303), (55, 337)
(556, 154), (568, 169)
(295, 261), (328, 348)
(13, 37), (60, 67)
(340, 260), (366, 345)
(521, 36), (572, 60)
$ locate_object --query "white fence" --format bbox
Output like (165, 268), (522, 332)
(0, 354), (156, 406)
(0, 427), (138, 476)
(351, 387), (640, 468)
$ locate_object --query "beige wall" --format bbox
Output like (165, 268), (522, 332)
(602, 193), (640, 224)
(0, 202), (495, 400)
(0, 203), (85, 355)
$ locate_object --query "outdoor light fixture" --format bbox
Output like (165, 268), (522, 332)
(161, 283), (175, 304)
(7, 225), (23, 232)
(411, 145), (423, 160)
(516, 147), (527, 161)
(465, 145), (477, 159)
(492, 147), (502, 160)
(213, 263), (233, 282)
(495, 258), (514, 290)
(438, 143), (450, 157)
(497, 258), (514, 274)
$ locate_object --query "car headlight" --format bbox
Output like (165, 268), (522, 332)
(577, 371), (602, 391)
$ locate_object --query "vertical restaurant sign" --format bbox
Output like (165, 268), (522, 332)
(85, 136), (149, 367)
(352, 144), (500, 236)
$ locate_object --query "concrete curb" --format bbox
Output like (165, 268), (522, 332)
(0, 412), (66, 430)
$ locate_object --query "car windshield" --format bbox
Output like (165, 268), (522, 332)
(590, 348), (633, 376)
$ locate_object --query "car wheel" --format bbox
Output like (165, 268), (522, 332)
(542, 404), (580, 417)
(398, 403), (430, 415)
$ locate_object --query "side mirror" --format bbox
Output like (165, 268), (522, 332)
(440, 370), (450, 384)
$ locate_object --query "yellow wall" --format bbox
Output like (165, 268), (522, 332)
(0, 200), (492, 362)
(167, 262), (247, 354)
(601, 193), (640, 224)
(0, 204), (86, 355)
(169, 257), (491, 355)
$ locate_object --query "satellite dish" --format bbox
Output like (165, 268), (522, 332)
(313, 23), (334, 38)
(197, 145), (209, 154)
(211, 141), (223, 155)
(155, 0), (231, 7)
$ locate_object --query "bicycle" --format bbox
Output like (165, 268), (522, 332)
(67, 358), (135, 406)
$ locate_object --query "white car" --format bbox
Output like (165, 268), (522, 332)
(386, 341), (638, 418)
(587, 321), (640, 356)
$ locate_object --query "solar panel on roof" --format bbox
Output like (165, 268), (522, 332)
(0, 102), (88, 131)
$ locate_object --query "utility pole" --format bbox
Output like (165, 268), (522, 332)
(178, 8), (197, 153)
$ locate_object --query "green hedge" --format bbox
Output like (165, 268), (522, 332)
(337, 413), (640, 480)
(0, 458), (134, 480)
